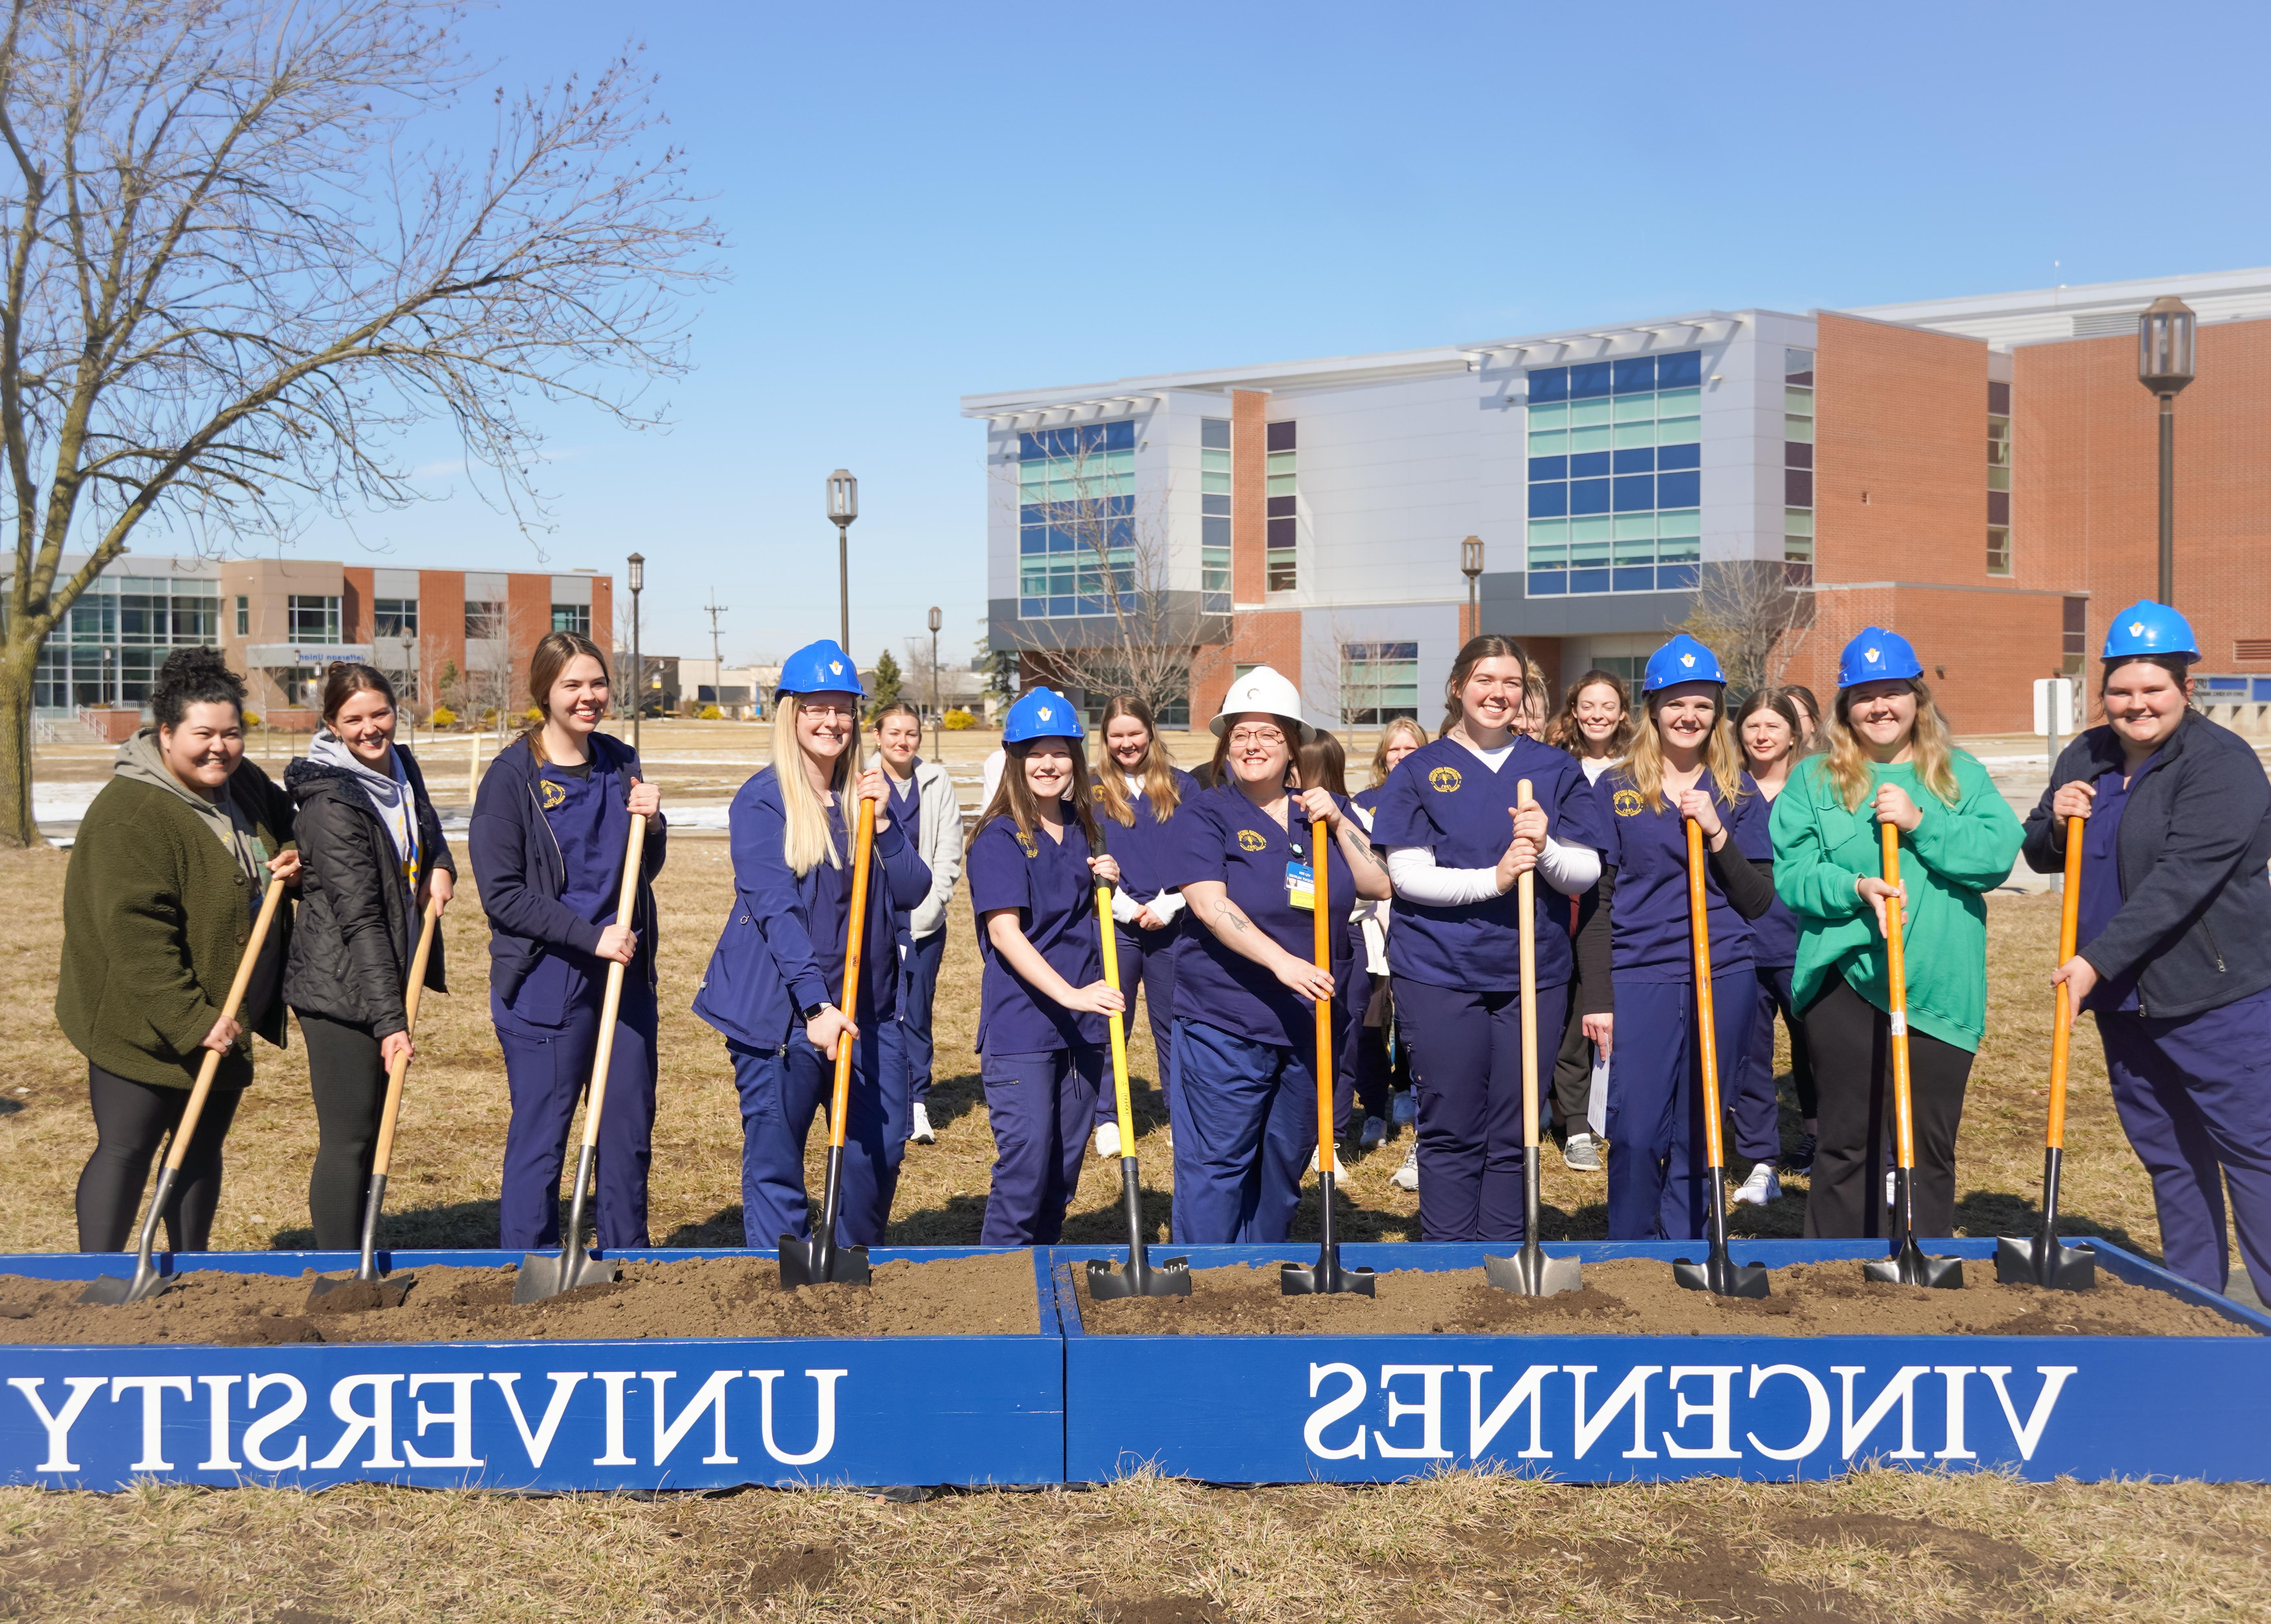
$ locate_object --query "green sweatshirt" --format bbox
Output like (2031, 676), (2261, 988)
(1768, 750), (2022, 1054)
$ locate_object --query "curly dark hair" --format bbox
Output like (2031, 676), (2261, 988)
(151, 647), (246, 730)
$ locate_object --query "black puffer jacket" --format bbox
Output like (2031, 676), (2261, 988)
(282, 746), (453, 1036)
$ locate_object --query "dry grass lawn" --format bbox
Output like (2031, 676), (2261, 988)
(1, 792), (2267, 1619)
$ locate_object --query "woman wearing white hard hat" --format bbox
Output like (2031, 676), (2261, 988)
(1162, 666), (1391, 1242)
(2023, 602), (2271, 1302)
(1771, 626), (2021, 1241)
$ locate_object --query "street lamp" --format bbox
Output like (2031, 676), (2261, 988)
(828, 469), (859, 652)
(927, 604), (943, 760)
(1460, 535), (1485, 639)
(627, 551), (645, 754)
(2138, 295), (2197, 605)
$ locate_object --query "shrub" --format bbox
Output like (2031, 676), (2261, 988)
(428, 705), (457, 728)
(698, 704), (723, 720)
(942, 708), (975, 730)
(242, 711), (262, 729)
(524, 706), (544, 725)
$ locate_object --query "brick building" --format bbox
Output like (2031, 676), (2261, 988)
(965, 266), (2271, 734)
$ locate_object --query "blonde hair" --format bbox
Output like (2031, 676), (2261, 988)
(970, 736), (1100, 854)
(1821, 679), (1960, 812)
(1368, 715), (1430, 788)
(1621, 686), (1750, 808)
(1093, 695), (1183, 827)
(771, 693), (855, 877)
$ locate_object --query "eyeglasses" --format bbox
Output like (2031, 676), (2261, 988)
(1228, 727), (1287, 748)
(800, 700), (856, 721)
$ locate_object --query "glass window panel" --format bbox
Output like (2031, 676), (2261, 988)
(1201, 471), (1230, 495)
(1201, 418), (1231, 450)
(1526, 401), (1567, 428)
(1656, 535), (1700, 563)
(1786, 441), (1814, 470)
(1613, 393), (1656, 423)
(1612, 475), (1654, 512)
(1108, 449), (1135, 480)
(1202, 516), (1230, 546)
(1614, 537), (1656, 564)
(1568, 450), (1612, 479)
(1020, 528), (1046, 554)
(1658, 351), (1703, 388)
(1988, 490), (2010, 525)
(1569, 399), (1612, 428)
(1655, 442), (1700, 470)
(1785, 348), (1815, 380)
(1528, 455), (1568, 481)
(1612, 357), (1657, 394)
(1783, 469), (1812, 506)
(1613, 513), (1656, 540)
(1569, 568), (1612, 595)
(1527, 570), (1567, 596)
(1048, 477), (1079, 503)
(1527, 482), (1567, 518)
(1613, 447), (1655, 474)
(1201, 448), (1231, 473)
(1785, 413), (1814, 444)
(1266, 473), (1296, 497)
(1569, 515), (1613, 544)
(1654, 416), (1699, 446)
(1527, 518), (1568, 545)
(1656, 562), (1700, 590)
(1266, 516), (1295, 548)
(1569, 478), (1612, 515)
(1656, 508), (1700, 537)
(1987, 527), (2012, 575)
(1568, 533), (1611, 566)
(1266, 495), (1295, 518)
(1266, 562), (1297, 592)
(1266, 451), (1297, 477)
(1202, 493), (1230, 516)
(1784, 508), (1814, 537)
(1612, 566), (1655, 592)
(1568, 425), (1613, 454)
(1656, 387), (1701, 414)
(1569, 362), (1613, 399)
(1988, 466), (2011, 491)
(1526, 545), (1567, 570)
(1019, 460), (1045, 488)
(1782, 535), (1813, 564)
(1019, 597), (1044, 618)
(1988, 381), (2011, 416)
(1266, 420), (1297, 453)
(1614, 422), (1657, 449)
(1528, 367), (1570, 403)
(1527, 429), (1568, 456)
(1656, 470), (1701, 507)
(1784, 386), (1814, 415)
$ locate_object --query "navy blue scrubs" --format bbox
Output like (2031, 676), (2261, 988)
(1164, 782), (1360, 1244)
(1371, 736), (1612, 1242)
(1731, 786), (1801, 1163)
(1335, 785), (1392, 1138)
(1597, 767), (1764, 1240)
(967, 806), (1106, 1244)
(889, 773), (947, 1112)
(490, 754), (659, 1252)
(1089, 768), (1198, 1127)
(2079, 752), (2271, 1297)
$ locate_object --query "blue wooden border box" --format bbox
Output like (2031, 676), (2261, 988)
(1048, 1238), (2271, 1484)
(0, 1247), (1065, 1492)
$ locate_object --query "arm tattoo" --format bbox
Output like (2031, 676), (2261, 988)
(1340, 822), (1380, 869)
(1210, 897), (1254, 937)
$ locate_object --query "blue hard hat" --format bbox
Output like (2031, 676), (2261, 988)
(2102, 600), (2200, 663)
(776, 639), (864, 698)
(1837, 626), (1924, 688)
(1642, 634), (1727, 693)
(1003, 687), (1084, 744)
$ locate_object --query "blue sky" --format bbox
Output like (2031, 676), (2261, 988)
(281, 0), (2271, 672)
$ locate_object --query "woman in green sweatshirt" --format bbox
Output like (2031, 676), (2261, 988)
(1769, 628), (2023, 1240)
(55, 647), (298, 1253)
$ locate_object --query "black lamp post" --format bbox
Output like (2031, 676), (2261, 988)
(927, 604), (943, 759)
(626, 551), (645, 754)
(2138, 296), (2197, 605)
(1461, 535), (1485, 638)
(828, 469), (858, 652)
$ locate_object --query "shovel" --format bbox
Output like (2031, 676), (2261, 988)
(1085, 846), (1190, 1301)
(1284, 813), (1375, 1298)
(514, 812), (648, 1304)
(1865, 821), (1964, 1289)
(1486, 780), (1583, 1296)
(1995, 814), (2096, 1290)
(308, 897), (442, 1309)
(1672, 816), (1771, 1299)
(84, 876), (290, 1306)
(779, 794), (877, 1289)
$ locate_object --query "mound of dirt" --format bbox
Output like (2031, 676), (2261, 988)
(0, 1252), (1040, 1346)
(1077, 1257), (2252, 1337)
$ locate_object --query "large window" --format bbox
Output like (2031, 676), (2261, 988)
(2063, 596), (2086, 677)
(1988, 380), (2013, 576)
(374, 597), (418, 638)
(288, 594), (340, 644)
(552, 603), (590, 635)
(1016, 420), (1136, 619)
(1341, 642), (1418, 725)
(1200, 418), (1230, 612)
(1785, 347), (1816, 579)
(1525, 350), (1704, 596)
(464, 599), (505, 640)
(33, 574), (218, 711)
(1265, 419), (1298, 592)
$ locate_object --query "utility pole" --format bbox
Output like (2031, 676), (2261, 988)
(704, 588), (728, 665)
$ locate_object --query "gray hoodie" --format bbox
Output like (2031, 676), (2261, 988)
(114, 728), (268, 901)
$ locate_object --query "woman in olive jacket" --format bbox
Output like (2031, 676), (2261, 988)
(283, 662), (455, 1248)
(56, 648), (299, 1253)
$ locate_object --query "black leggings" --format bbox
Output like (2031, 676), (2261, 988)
(76, 1063), (245, 1253)
(1800, 978), (1974, 1240)
(298, 1009), (391, 1250)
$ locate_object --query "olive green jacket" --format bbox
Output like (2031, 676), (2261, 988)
(55, 737), (296, 1089)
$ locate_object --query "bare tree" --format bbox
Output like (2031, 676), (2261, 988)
(1678, 560), (1816, 697)
(0, 0), (719, 844)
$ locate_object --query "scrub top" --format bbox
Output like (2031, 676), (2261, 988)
(1733, 785), (1798, 970)
(811, 794), (901, 1022)
(889, 773), (922, 950)
(1370, 735), (1611, 991)
(1092, 767), (1199, 903)
(1167, 781), (1359, 1051)
(1599, 767), (1765, 981)
(497, 752), (630, 1032)
(967, 809), (1106, 1054)
(2075, 749), (2169, 1014)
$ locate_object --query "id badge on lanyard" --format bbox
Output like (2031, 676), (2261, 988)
(1287, 860), (1316, 911)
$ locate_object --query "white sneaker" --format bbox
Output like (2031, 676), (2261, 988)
(1311, 1146), (1348, 1178)
(1094, 1121), (1122, 1160)
(1390, 1092), (1417, 1127)
(1390, 1142), (1420, 1192)
(1359, 1116), (1387, 1151)
(1561, 1132), (1603, 1173)
(908, 1102), (936, 1145)
(1731, 1163), (1781, 1206)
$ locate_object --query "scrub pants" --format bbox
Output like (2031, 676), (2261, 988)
(982, 1044), (1103, 1244)
(1800, 978), (1972, 1241)
(730, 1020), (907, 1250)
(898, 928), (948, 1107)
(1092, 921), (1180, 1126)
(2098, 986), (2271, 1301)
(1336, 974), (1392, 1139)
(1723, 964), (1797, 1164)
(1604, 970), (1757, 1241)
(497, 984), (658, 1251)
(1393, 976), (1569, 1244)
(1168, 1017), (1316, 1244)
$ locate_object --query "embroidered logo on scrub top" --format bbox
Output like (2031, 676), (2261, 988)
(1428, 766), (1462, 793)
(1090, 783), (1104, 800)
(1237, 829), (1269, 852)
(1613, 788), (1646, 817)
(539, 778), (568, 810)
(1016, 830), (1039, 857)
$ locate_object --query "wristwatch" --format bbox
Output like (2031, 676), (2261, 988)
(800, 1001), (829, 1023)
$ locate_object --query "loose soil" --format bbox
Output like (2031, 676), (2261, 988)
(1078, 1257), (2254, 1337)
(0, 1252), (1038, 1345)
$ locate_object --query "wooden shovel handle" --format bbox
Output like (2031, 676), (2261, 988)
(369, 898), (443, 1180)
(2046, 814), (2086, 1149)
(577, 811), (649, 1154)
(166, 873), (289, 1175)
(826, 796), (877, 1153)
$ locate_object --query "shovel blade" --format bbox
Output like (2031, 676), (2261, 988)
(1280, 1255), (1377, 1297)
(1993, 1235), (2096, 1291)
(1086, 1256), (1193, 1300)
(1672, 1251), (1772, 1299)
(78, 1264), (174, 1307)
(1864, 1243), (1965, 1289)
(1483, 1246), (1586, 1297)
(512, 1249), (621, 1305)
(304, 1273), (416, 1312)
(777, 1238), (871, 1290)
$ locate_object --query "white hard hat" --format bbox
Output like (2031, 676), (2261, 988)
(1211, 664), (1313, 742)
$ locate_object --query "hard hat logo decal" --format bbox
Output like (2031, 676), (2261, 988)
(830, 660), (843, 674)
(1037, 706), (1051, 720)
(1680, 653), (1695, 668)
(1866, 648), (1880, 663)
(2130, 622), (2146, 637)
